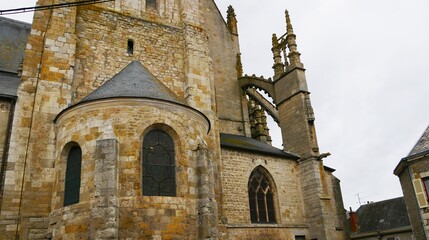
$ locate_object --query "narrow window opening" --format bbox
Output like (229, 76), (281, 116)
(64, 145), (82, 206)
(146, 0), (157, 9)
(127, 39), (134, 55)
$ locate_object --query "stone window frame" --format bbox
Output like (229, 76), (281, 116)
(61, 141), (82, 207)
(423, 177), (429, 201)
(141, 124), (180, 197)
(248, 166), (279, 224)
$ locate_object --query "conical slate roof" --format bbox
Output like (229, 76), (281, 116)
(408, 125), (429, 156)
(81, 61), (184, 104)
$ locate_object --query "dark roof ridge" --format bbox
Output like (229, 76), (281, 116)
(220, 133), (300, 159)
(81, 61), (185, 104)
(408, 125), (429, 156)
(0, 16), (32, 26)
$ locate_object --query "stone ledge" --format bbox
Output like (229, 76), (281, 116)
(226, 223), (308, 229)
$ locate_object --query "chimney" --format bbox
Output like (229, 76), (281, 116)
(349, 207), (358, 233)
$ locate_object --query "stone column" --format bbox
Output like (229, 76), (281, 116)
(195, 142), (217, 240)
(90, 137), (119, 239)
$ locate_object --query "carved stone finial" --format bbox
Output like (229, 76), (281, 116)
(271, 33), (284, 77)
(305, 95), (315, 122)
(227, 5), (238, 35)
(285, 10), (302, 65)
(272, 33), (278, 48)
(236, 53), (243, 78)
(285, 10), (294, 35)
(17, 59), (24, 77)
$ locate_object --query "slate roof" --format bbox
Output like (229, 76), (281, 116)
(0, 71), (20, 98)
(220, 133), (300, 159)
(356, 197), (410, 233)
(0, 17), (31, 73)
(81, 61), (185, 104)
(408, 125), (429, 157)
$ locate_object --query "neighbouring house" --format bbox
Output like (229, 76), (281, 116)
(349, 197), (413, 240)
(395, 125), (429, 239)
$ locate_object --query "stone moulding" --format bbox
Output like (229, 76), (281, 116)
(54, 97), (211, 134)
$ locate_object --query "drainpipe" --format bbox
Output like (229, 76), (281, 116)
(0, 97), (16, 207)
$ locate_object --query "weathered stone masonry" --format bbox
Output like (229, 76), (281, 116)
(0, 0), (348, 239)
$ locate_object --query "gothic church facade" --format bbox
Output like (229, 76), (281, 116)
(0, 0), (347, 239)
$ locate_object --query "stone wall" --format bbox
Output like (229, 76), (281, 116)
(220, 148), (309, 239)
(51, 98), (209, 239)
(72, 5), (186, 102)
(0, 100), (12, 172)
(201, 1), (245, 136)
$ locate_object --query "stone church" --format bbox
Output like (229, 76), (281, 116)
(0, 0), (348, 239)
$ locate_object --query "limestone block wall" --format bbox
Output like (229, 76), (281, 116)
(220, 148), (309, 239)
(324, 170), (349, 240)
(277, 94), (314, 157)
(52, 98), (209, 239)
(0, 2), (78, 237)
(100, 0), (181, 25)
(201, 0), (245, 136)
(72, 5), (186, 102)
(0, 99), (13, 172)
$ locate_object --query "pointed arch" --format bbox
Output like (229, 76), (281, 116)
(248, 166), (278, 223)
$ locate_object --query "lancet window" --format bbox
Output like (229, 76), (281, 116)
(248, 167), (277, 223)
(64, 145), (82, 206)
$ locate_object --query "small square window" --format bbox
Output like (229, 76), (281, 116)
(146, 0), (156, 9)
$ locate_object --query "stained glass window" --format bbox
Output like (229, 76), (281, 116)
(248, 167), (276, 223)
(142, 130), (176, 196)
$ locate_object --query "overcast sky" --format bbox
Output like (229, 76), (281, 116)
(2, 0), (429, 211)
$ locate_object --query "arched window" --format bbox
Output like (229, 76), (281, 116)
(64, 145), (82, 206)
(142, 130), (176, 196)
(146, 0), (157, 9)
(248, 167), (277, 223)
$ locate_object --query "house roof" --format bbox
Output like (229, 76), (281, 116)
(0, 17), (31, 73)
(356, 197), (410, 233)
(81, 61), (185, 105)
(220, 133), (300, 159)
(0, 71), (20, 98)
(408, 125), (429, 157)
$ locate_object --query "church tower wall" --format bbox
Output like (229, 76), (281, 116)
(0, 0), (223, 238)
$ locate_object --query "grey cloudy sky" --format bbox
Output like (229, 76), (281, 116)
(2, 0), (429, 210)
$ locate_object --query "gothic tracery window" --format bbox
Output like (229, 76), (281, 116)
(142, 130), (176, 196)
(64, 145), (82, 206)
(248, 167), (277, 223)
